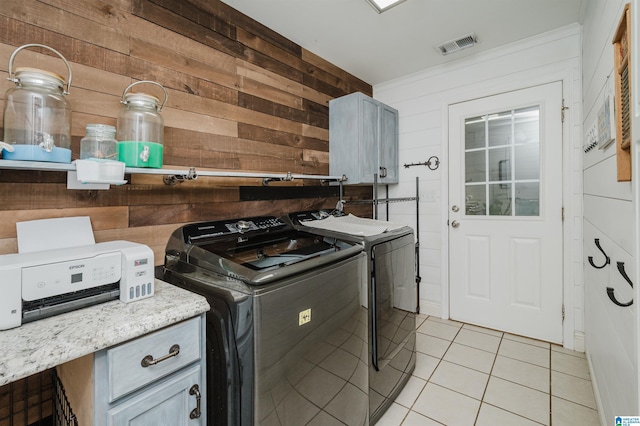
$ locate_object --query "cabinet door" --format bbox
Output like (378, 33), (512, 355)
(107, 365), (204, 426)
(361, 95), (381, 181)
(379, 104), (399, 183)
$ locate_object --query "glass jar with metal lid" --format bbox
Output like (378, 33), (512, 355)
(116, 80), (168, 168)
(80, 124), (118, 160)
(2, 44), (73, 163)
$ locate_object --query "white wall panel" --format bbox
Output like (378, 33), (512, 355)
(582, 1), (628, 112)
(584, 196), (633, 255)
(584, 155), (633, 199)
(392, 95), (441, 116)
(584, 247), (637, 421)
(400, 110), (441, 134)
(585, 284), (637, 422)
(581, 0), (638, 419)
(400, 127), (440, 149)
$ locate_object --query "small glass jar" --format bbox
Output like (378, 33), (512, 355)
(116, 81), (168, 168)
(80, 124), (117, 160)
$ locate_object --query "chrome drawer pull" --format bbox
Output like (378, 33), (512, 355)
(140, 344), (180, 367)
(189, 384), (202, 419)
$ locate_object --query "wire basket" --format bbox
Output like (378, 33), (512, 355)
(51, 370), (77, 426)
(0, 368), (77, 426)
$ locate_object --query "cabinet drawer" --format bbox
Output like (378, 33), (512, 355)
(106, 317), (201, 402)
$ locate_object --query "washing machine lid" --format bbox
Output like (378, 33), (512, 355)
(168, 216), (362, 285)
(296, 213), (405, 236)
(287, 210), (410, 237)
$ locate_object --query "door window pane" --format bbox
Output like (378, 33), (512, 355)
(465, 151), (486, 183)
(489, 183), (512, 215)
(515, 183), (540, 216)
(488, 112), (512, 147)
(515, 144), (539, 180)
(488, 148), (511, 182)
(464, 106), (541, 217)
(465, 116), (485, 149)
(514, 107), (539, 144)
(465, 185), (486, 215)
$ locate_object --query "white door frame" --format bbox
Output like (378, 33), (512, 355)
(439, 71), (579, 349)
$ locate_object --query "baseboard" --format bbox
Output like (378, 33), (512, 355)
(418, 300), (441, 317)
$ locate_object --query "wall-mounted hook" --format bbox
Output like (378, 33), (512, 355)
(616, 261), (634, 288)
(606, 287), (633, 307)
(606, 261), (634, 307)
(588, 238), (610, 269)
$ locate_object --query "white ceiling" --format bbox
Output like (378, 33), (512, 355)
(222, 0), (586, 86)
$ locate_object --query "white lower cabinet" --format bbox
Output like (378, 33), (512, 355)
(57, 315), (206, 426)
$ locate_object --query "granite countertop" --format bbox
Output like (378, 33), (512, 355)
(0, 279), (210, 386)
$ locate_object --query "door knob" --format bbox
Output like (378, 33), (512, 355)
(451, 205), (459, 212)
(451, 220), (460, 228)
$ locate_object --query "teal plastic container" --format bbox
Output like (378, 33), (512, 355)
(117, 141), (163, 168)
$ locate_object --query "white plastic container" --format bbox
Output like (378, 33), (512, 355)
(74, 159), (126, 183)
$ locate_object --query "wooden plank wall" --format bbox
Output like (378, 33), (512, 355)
(0, 0), (373, 264)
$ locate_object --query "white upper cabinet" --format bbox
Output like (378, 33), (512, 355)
(329, 92), (399, 185)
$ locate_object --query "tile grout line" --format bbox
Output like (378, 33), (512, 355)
(472, 331), (503, 425)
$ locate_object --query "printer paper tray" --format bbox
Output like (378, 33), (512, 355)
(22, 283), (120, 324)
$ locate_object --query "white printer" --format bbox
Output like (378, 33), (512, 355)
(0, 240), (154, 330)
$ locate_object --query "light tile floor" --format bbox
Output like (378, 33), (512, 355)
(377, 315), (601, 426)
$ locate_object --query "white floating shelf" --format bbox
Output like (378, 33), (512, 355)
(0, 160), (346, 186)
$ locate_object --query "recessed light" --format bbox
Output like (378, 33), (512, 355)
(366, 0), (407, 13)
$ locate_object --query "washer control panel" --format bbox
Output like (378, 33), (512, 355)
(185, 216), (288, 243)
(288, 209), (343, 224)
(226, 217), (284, 233)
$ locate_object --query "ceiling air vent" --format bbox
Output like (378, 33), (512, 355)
(437, 33), (478, 55)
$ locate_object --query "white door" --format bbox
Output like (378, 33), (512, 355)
(448, 82), (563, 343)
